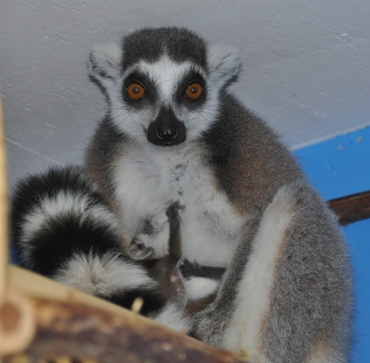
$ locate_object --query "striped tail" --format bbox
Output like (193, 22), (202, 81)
(10, 165), (189, 328)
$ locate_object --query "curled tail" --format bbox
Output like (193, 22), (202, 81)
(11, 166), (190, 331)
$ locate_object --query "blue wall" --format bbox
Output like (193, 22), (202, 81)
(294, 125), (370, 363)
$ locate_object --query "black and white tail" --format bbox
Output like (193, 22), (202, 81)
(11, 166), (190, 330)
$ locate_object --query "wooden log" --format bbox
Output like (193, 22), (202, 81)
(0, 97), (9, 304)
(4, 297), (247, 363)
(4, 266), (248, 363)
(0, 290), (36, 356)
(0, 97), (37, 357)
(328, 190), (370, 226)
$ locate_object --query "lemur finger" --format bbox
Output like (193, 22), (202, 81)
(165, 200), (184, 222)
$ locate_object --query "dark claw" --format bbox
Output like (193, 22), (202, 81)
(165, 201), (184, 222)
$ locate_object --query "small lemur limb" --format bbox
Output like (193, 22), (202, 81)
(129, 237), (155, 260)
(146, 201), (184, 297)
(165, 200), (183, 267)
(128, 201), (183, 261)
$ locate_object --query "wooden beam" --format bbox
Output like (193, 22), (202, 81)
(4, 297), (247, 363)
(0, 97), (9, 304)
(4, 266), (248, 363)
(328, 190), (370, 226)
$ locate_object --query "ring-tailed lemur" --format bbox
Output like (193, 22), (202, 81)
(12, 27), (352, 362)
(11, 166), (190, 331)
(84, 27), (352, 362)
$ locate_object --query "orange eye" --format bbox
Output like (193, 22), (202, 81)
(185, 83), (203, 100)
(127, 83), (145, 100)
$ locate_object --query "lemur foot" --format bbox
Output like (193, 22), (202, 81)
(129, 236), (155, 260)
(165, 200), (184, 222)
(128, 200), (184, 261)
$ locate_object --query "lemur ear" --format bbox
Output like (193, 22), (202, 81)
(88, 43), (123, 87)
(207, 46), (241, 85)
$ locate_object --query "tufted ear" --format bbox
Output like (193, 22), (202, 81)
(207, 45), (241, 85)
(88, 43), (123, 89)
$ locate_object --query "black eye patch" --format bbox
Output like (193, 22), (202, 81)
(176, 71), (207, 107)
(122, 71), (157, 105)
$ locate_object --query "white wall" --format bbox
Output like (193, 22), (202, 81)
(1, 0), (370, 184)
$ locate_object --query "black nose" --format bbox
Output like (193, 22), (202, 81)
(147, 107), (186, 147)
(156, 126), (178, 141)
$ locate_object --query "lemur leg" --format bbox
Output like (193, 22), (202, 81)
(128, 236), (156, 260)
(150, 201), (183, 292)
(191, 180), (352, 363)
(189, 216), (260, 346)
(129, 201), (183, 260)
(145, 201), (190, 332)
(163, 200), (183, 270)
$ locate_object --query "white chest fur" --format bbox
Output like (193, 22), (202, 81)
(113, 143), (246, 267)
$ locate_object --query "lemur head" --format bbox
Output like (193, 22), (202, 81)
(89, 27), (240, 147)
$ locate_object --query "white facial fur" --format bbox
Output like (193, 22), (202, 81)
(107, 55), (220, 145)
(88, 41), (240, 146)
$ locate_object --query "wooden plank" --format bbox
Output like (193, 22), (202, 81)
(328, 190), (370, 225)
(4, 297), (247, 363)
(4, 266), (248, 363)
(0, 97), (9, 303)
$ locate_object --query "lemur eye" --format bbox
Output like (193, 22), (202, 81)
(127, 83), (145, 100)
(185, 83), (203, 100)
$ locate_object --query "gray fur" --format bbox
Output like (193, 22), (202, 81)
(266, 180), (352, 363)
(189, 216), (262, 345)
(191, 180), (352, 362)
(86, 27), (352, 362)
(121, 27), (208, 70)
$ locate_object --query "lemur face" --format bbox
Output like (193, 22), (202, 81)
(89, 27), (240, 147)
(120, 55), (208, 147)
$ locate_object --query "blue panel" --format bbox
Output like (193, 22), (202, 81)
(293, 126), (370, 200)
(294, 125), (370, 363)
(345, 220), (370, 362)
